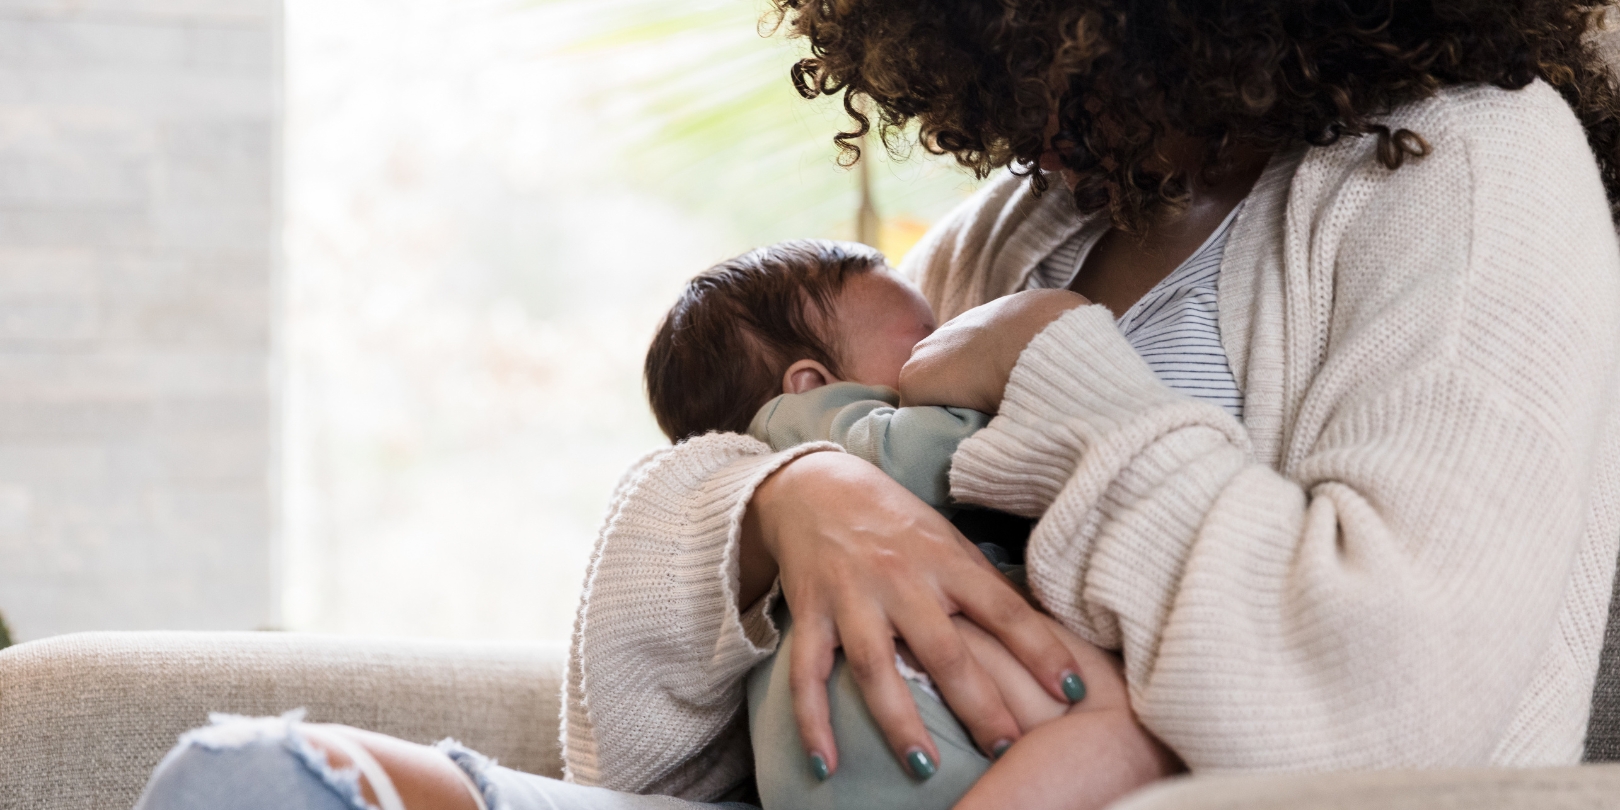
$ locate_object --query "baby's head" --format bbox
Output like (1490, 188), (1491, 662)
(646, 239), (936, 443)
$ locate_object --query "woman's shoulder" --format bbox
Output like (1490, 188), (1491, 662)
(897, 170), (1029, 286)
(1301, 80), (1592, 188)
(1284, 79), (1620, 369)
(1400, 79), (1587, 154)
(1287, 79), (1609, 242)
(902, 170), (1089, 319)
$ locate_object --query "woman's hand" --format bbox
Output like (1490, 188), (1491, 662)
(740, 451), (1086, 778)
(899, 289), (1090, 413)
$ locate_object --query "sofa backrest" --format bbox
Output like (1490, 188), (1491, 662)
(0, 631), (566, 810)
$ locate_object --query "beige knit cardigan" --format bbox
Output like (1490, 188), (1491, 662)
(562, 81), (1620, 800)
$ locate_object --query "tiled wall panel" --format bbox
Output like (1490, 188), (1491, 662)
(0, 0), (276, 640)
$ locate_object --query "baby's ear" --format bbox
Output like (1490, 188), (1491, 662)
(782, 359), (835, 394)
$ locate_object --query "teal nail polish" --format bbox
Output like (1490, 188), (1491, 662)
(990, 739), (1013, 760)
(1062, 672), (1087, 703)
(906, 749), (937, 780)
(809, 753), (830, 781)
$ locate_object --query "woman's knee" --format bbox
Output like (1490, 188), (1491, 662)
(135, 713), (381, 810)
(303, 724), (483, 810)
(135, 712), (480, 810)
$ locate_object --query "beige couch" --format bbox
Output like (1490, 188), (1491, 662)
(0, 632), (564, 810)
(6, 630), (1620, 810)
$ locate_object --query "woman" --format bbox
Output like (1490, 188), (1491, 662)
(136, 1), (1620, 808)
(568, 0), (1620, 803)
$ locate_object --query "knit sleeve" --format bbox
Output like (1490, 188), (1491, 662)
(950, 83), (1620, 770)
(561, 431), (841, 799)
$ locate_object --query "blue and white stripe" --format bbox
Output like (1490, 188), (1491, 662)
(1024, 205), (1245, 420)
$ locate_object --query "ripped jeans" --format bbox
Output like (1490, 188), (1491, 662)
(133, 711), (758, 810)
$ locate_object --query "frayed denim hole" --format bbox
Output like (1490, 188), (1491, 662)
(283, 726), (378, 810)
(182, 709), (308, 751)
(434, 738), (504, 810)
(170, 711), (376, 810)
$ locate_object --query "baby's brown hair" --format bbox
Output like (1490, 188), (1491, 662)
(646, 239), (887, 443)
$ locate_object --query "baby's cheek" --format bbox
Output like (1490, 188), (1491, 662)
(862, 336), (918, 390)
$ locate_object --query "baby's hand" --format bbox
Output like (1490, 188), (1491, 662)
(947, 612), (1181, 809)
(952, 698), (1181, 810)
(899, 289), (1089, 413)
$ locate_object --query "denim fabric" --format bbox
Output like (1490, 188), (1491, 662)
(477, 764), (758, 809)
(134, 714), (370, 810)
(133, 713), (758, 810)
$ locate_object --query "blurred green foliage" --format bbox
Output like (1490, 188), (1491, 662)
(527, 0), (983, 256)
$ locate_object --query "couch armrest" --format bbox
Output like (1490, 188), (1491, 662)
(0, 631), (564, 810)
(1115, 764), (1620, 810)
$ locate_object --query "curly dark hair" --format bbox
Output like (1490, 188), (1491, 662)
(774, 0), (1620, 230)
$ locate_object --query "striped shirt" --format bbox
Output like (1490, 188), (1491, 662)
(1024, 204), (1246, 420)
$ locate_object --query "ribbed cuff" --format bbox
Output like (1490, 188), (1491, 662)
(716, 440), (845, 658)
(1025, 426), (1242, 645)
(564, 432), (842, 795)
(948, 305), (1252, 643)
(951, 305), (1183, 514)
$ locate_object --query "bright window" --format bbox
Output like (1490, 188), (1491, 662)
(281, 0), (983, 641)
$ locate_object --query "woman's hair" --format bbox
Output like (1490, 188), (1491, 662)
(773, 0), (1620, 230)
(645, 239), (886, 443)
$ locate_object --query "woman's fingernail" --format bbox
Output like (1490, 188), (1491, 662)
(990, 739), (1013, 760)
(1061, 671), (1087, 703)
(905, 748), (937, 780)
(809, 752), (830, 781)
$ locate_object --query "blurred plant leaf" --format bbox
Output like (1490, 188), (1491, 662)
(515, 0), (982, 258)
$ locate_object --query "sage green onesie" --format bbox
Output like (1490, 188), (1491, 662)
(745, 382), (998, 810)
(747, 382), (990, 512)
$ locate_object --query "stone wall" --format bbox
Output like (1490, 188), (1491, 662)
(0, 0), (278, 640)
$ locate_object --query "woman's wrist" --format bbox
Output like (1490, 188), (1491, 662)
(737, 473), (785, 612)
(736, 450), (838, 611)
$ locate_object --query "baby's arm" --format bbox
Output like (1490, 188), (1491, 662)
(749, 382), (989, 508)
(948, 616), (1181, 810)
(900, 289), (1090, 414)
(956, 698), (1176, 810)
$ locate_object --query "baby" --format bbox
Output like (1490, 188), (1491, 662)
(645, 239), (1159, 810)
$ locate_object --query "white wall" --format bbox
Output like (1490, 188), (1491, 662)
(0, 0), (278, 641)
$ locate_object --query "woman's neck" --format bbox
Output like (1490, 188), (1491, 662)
(1066, 142), (1270, 315)
(1159, 139), (1270, 239)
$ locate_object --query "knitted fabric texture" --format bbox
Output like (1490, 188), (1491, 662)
(562, 80), (1620, 798)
